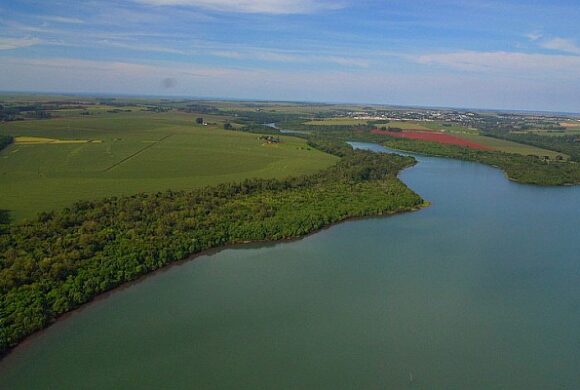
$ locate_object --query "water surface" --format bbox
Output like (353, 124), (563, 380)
(1, 143), (579, 389)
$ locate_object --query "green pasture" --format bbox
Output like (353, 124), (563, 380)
(303, 118), (372, 126)
(518, 129), (580, 137)
(460, 134), (567, 159)
(0, 111), (337, 221)
(422, 121), (478, 134)
(376, 120), (431, 131)
(304, 118), (435, 131)
(46, 105), (146, 117)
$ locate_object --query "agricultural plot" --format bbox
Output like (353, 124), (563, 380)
(0, 111), (337, 221)
(303, 118), (373, 126)
(459, 134), (567, 159)
(375, 120), (432, 131)
(422, 121), (478, 134)
(371, 129), (491, 150)
(560, 121), (580, 129)
(306, 118), (436, 131)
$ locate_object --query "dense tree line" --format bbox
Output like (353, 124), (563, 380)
(0, 135), (13, 152)
(0, 143), (423, 356)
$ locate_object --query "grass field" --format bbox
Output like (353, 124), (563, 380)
(422, 121), (478, 134)
(0, 111), (337, 221)
(305, 118), (437, 131)
(560, 121), (580, 129)
(303, 118), (374, 126)
(375, 120), (432, 131)
(14, 136), (102, 144)
(460, 134), (567, 159)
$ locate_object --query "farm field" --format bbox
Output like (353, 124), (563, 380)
(304, 118), (375, 126)
(374, 120), (432, 131)
(523, 128), (580, 137)
(422, 121), (478, 134)
(560, 121), (580, 129)
(371, 129), (491, 150)
(0, 111), (338, 221)
(369, 124), (564, 158)
(459, 134), (567, 159)
(305, 118), (433, 130)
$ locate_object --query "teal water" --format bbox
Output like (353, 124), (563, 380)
(1, 143), (579, 389)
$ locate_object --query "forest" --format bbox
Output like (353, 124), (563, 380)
(0, 141), (424, 356)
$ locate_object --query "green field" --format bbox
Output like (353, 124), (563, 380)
(303, 118), (373, 126)
(422, 121), (478, 134)
(0, 111), (337, 221)
(375, 120), (432, 131)
(459, 134), (567, 159)
(305, 118), (437, 131)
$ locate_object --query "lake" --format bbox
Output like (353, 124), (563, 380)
(1, 143), (579, 389)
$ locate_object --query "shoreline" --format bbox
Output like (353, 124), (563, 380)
(375, 142), (580, 186)
(0, 197), (429, 363)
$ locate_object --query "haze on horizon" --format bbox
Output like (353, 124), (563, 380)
(0, 0), (579, 112)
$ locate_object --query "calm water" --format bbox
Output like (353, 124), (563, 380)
(1, 143), (579, 389)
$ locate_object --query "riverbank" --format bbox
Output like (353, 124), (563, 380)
(0, 196), (429, 361)
(376, 137), (580, 186)
(3, 142), (578, 389)
(0, 144), (424, 357)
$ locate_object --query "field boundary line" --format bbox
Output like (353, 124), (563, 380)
(103, 134), (173, 172)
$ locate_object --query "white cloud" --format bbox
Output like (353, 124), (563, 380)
(540, 38), (580, 55)
(41, 16), (85, 25)
(210, 50), (244, 59)
(211, 48), (370, 67)
(134, 0), (344, 14)
(96, 40), (189, 55)
(525, 31), (543, 42)
(0, 37), (42, 50)
(415, 51), (580, 77)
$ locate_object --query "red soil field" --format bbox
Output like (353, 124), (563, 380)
(371, 129), (493, 150)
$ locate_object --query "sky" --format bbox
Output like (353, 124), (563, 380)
(0, 0), (579, 112)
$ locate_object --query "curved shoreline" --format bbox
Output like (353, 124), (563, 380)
(372, 141), (580, 186)
(0, 143), (427, 361)
(5, 136), (573, 362)
(0, 197), (428, 363)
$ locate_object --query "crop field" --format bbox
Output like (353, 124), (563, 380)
(0, 111), (337, 221)
(371, 129), (491, 150)
(305, 118), (437, 131)
(44, 105), (146, 117)
(375, 120), (432, 131)
(370, 128), (566, 158)
(560, 121), (580, 129)
(421, 121), (478, 134)
(459, 134), (567, 158)
(304, 118), (374, 126)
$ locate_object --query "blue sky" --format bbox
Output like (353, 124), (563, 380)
(1, 0), (579, 111)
